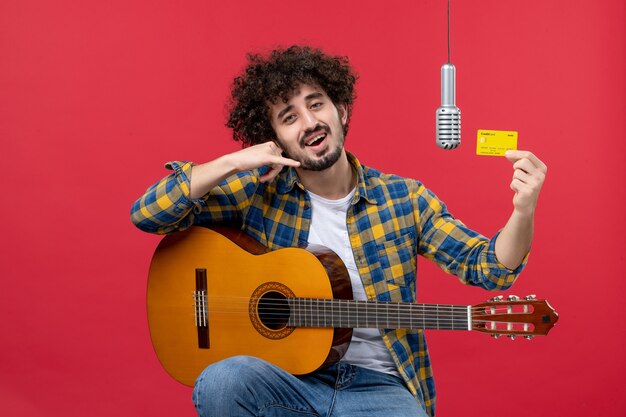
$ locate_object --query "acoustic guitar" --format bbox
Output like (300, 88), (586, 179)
(147, 226), (558, 386)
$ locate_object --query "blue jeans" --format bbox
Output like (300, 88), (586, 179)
(192, 356), (428, 417)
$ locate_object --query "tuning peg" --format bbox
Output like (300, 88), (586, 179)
(490, 295), (504, 302)
(507, 295), (520, 301)
(508, 334), (517, 340)
(525, 294), (536, 300)
(491, 334), (501, 339)
(524, 335), (534, 340)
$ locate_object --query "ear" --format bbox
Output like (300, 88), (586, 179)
(337, 103), (348, 126)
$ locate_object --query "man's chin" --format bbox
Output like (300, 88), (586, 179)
(299, 147), (343, 171)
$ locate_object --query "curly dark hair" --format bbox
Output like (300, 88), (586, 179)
(226, 45), (358, 147)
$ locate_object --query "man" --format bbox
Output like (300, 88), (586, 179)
(131, 45), (546, 417)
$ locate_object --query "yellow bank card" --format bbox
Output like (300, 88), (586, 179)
(476, 130), (518, 156)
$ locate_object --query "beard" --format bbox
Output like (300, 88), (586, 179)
(280, 123), (346, 171)
(296, 143), (343, 171)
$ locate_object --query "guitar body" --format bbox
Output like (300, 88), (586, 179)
(147, 226), (353, 386)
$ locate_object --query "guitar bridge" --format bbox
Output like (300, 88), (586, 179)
(194, 268), (209, 349)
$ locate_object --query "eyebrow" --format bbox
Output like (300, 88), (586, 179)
(276, 105), (293, 121)
(275, 91), (325, 120)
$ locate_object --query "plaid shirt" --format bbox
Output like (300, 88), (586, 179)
(131, 152), (526, 416)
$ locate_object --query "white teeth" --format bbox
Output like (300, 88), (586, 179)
(306, 133), (326, 146)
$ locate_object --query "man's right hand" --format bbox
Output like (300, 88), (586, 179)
(189, 141), (300, 199)
(231, 142), (300, 183)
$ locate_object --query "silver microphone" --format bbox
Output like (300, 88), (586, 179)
(436, 63), (461, 149)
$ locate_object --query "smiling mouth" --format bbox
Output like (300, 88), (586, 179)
(305, 132), (327, 147)
(302, 125), (330, 147)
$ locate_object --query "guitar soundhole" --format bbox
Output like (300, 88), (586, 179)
(249, 282), (296, 340)
(258, 291), (290, 330)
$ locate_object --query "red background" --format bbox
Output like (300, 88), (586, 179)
(2, 0), (625, 416)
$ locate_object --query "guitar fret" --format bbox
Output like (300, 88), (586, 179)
(364, 303), (368, 326)
(450, 306), (456, 330)
(385, 304), (390, 328)
(396, 303), (402, 327)
(338, 300), (342, 328)
(450, 306), (455, 330)
(450, 305), (455, 330)
(371, 301), (375, 327)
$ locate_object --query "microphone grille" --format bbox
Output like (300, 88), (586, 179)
(436, 107), (461, 150)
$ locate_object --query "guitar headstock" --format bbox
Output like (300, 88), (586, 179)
(472, 295), (558, 340)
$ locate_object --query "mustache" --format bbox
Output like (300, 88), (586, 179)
(300, 124), (330, 146)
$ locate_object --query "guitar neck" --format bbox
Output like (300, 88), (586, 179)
(286, 298), (471, 331)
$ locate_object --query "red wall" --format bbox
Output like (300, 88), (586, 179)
(2, 1), (624, 416)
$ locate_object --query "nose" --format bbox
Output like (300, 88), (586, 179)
(301, 109), (318, 129)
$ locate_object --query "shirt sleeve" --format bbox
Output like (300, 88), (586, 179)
(412, 182), (528, 290)
(130, 161), (260, 234)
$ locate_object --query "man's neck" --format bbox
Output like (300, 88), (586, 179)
(296, 151), (356, 200)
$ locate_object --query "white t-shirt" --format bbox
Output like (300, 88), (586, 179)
(306, 189), (400, 377)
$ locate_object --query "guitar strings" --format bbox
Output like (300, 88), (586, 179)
(191, 311), (532, 329)
(191, 297), (534, 328)
(198, 310), (518, 323)
(194, 308), (524, 321)
(197, 300), (529, 317)
(200, 294), (523, 308)
(197, 295), (526, 313)
(196, 302), (530, 325)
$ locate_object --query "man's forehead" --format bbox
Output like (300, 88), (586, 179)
(270, 83), (325, 105)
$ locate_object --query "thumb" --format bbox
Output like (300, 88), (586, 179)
(504, 150), (523, 163)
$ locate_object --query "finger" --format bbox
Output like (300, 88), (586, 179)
(513, 168), (533, 184)
(267, 141), (281, 152)
(264, 142), (300, 167)
(510, 178), (523, 193)
(270, 155), (300, 167)
(510, 178), (534, 195)
(504, 150), (532, 163)
(513, 158), (540, 175)
(515, 160), (546, 189)
(511, 170), (544, 198)
(267, 141), (286, 157)
(505, 150), (547, 173)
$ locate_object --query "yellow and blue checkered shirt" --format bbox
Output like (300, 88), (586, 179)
(131, 152), (526, 416)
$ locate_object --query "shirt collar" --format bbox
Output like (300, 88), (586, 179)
(275, 152), (380, 205)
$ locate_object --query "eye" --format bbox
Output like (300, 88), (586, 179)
(310, 102), (323, 110)
(283, 114), (296, 124)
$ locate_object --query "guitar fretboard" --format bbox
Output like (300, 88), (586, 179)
(286, 298), (471, 330)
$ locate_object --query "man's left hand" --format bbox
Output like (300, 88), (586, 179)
(504, 150), (547, 217)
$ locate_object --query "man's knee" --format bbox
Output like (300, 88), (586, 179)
(195, 356), (267, 391)
(192, 356), (278, 414)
